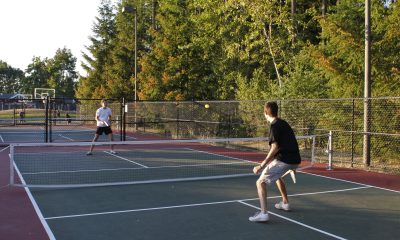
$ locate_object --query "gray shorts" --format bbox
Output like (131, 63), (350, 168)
(258, 159), (298, 184)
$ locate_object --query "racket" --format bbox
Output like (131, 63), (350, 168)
(103, 121), (109, 127)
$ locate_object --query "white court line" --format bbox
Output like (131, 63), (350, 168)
(44, 186), (369, 220)
(58, 134), (74, 141)
(301, 171), (400, 193)
(185, 147), (255, 164)
(13, 163), (56, 240)
(124, 135), (136, 139)
(238, 201), (348, 240)
(0, 134), (4, 143)
(104, 151), (148, 168)
(0, 146), (9, 152)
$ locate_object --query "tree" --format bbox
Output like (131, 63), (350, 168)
(22, 57), (50, 94)
(47, 48), (78, 98)
(138, 0), (197, 100)
(308, 0), (399, 98)
(76, 0), (117, 99)
(372, 0), (400, 96)
(0, 60), (24, 93)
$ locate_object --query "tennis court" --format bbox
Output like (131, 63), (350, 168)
(0, 126), (135, 143)
(4, 137), (400, 240)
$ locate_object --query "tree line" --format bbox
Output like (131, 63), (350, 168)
(77, 0), (399, 101)
(0, 48), (77, 98)
(2, 0), (399, 101)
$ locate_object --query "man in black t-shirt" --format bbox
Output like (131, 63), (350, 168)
(249, 101), (301, 222)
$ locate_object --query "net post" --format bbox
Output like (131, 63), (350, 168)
(327, 131), (333, 170)
(9, 145), (14, 186)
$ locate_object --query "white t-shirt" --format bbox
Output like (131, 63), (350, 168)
(96, 107), (112, 127)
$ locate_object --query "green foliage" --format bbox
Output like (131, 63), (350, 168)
(283, 47), (329, 99)
(22, 57), (50, 94)
(47, 48), (78, 98)
(76, 0), (117, 99)
(19, 49), (77, 97)
(72, 0), (399, 101)
(0, 60), (24, 93)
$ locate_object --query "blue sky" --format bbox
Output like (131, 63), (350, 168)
(0, 0), (104, 75)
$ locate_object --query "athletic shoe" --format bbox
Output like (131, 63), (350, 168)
(86, 151), (93, 156)
(110, 150), (117, 154)
(275, 201), (290, 211)
(249, 211), (269, 222)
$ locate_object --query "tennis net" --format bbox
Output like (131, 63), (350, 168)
(10, 135), (328, 188)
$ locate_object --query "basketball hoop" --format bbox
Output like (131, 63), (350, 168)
(34, 88), (55, 100)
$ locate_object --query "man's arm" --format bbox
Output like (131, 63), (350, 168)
(253, 143), (278, 174)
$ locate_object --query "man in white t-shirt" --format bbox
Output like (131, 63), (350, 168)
(87, 99), (116, 155)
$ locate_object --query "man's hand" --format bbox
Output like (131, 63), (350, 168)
(253, 165), (263, 174)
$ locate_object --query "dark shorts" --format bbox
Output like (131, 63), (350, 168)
(96, 126), (113, 135)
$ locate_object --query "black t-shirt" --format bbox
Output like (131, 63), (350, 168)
(269, 118), (301, 164)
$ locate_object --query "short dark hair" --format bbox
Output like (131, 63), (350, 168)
(264, 101), (278, 117)
(101, 99), (107, 103)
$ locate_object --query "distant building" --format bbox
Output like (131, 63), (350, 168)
(0, 93), (29, 110)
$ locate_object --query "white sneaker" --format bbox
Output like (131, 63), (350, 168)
(275, 201), (290, 211)
(86, 151), (93, 156)
(249, 211), (269, 222)
(109, 150), (117, 154)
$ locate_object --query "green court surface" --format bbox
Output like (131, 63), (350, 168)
(29, 172), (400, 240)
(0, 128), (132, 143)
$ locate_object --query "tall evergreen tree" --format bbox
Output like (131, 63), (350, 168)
(76, 0), (116, 99)
(138, 0), (194, 100)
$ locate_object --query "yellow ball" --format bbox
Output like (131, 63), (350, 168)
(204, 104), (210, 109)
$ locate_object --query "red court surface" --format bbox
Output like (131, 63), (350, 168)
(0, 147), (48, 240)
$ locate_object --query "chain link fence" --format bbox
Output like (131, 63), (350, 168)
(1, 97), (398, 173)
(125, 97), (399, 174)
(0, 98), (124, 143)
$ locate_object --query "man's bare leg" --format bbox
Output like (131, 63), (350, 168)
(276, 178), (289, 204)
(88, 134), (99, 154)
(108, 133), (114, 152)
(256, 179), (268, 213)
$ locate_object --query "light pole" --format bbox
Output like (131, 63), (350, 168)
(122, 5), (137, 102)
(364, 0), (371, 167)
(122, 5), (138, 130)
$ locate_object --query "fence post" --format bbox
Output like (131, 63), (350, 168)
(327, 131), (333, 170)
(363, 98), (371, 167)
(351, 99), (355, 167)
(119, 98), (124, 141)
(123, 98), (127, 141)
(176, 102), (180, 139)
(45, 96), (49, 143)
(13, 106), (16, 126)
(311, 135), (316, 165)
